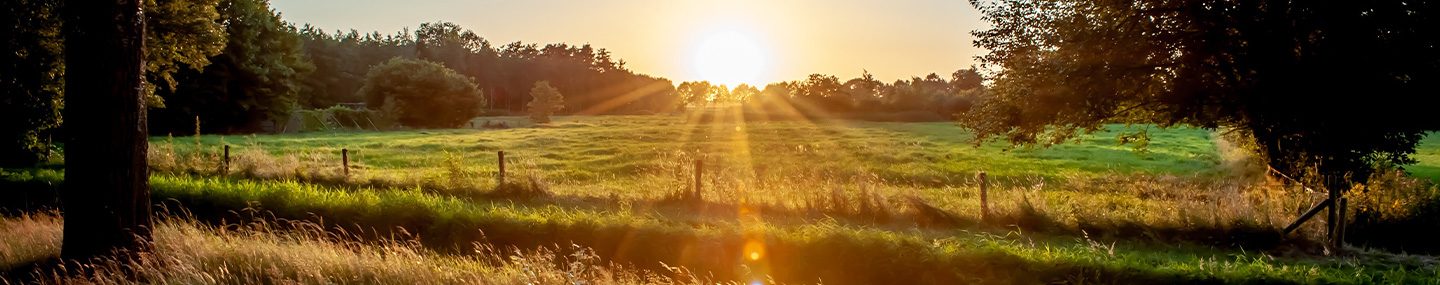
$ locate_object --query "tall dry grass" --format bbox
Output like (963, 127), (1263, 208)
(141, 139), (1440, 252)
(0, 212), (62, 274)
(0, 211), (735, 285)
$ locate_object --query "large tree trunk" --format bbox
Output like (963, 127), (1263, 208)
(60, 0), (152, 261)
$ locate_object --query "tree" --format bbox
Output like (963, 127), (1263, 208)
(965, 0), (1440, 184)
(712, 84), (731, 104)
(151, 0), (312, 134)
(359, 57), (484, 128)
(794, 74), (849, 112)
(1, 0), (64, 167)
(296, 26), (415, 109)
(731, 84), (759, 104)
(846, 71), (884, 112)
(4, 0), (229, 164)
(295, 27), (362, 108)
(675, 81), (713, 110)
(60, 0), (152, 261)
(752, 82), (794, 112)
(415, 21), (485, 74)
(143, 0), (226, 108)
(527, 81), (564, 123)
(949, 67), (982, 91)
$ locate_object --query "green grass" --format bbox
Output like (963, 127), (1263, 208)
(1409, 134), (1440, 181)
(156, 115), (1224, 182)
(4, 168), (1438, 284)
(8, 115), (1440, 284)
(145, 116), (1325, 250)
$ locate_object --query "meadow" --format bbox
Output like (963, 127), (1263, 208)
(151, 115), (1232, 194)
(5, 114), (1440, 284)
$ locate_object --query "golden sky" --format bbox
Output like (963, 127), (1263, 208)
(270, 0), (988, 86)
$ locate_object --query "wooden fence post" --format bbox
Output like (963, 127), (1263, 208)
(1326, 175), (1342, 246)
(694, 159), (703, 200)
(979, 171), (990, 222)
(1336, 198), (1348, 248)
(221, 145), (230, 175)
(342, 148), (350, 177)
(497, 151), (506, 185)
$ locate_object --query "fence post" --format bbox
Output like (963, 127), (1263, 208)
(694, 159), (703, 200)
(1326, 176), (1337, 244)
(1336, 198), (1348, 248)
(222, 145), (230, 175)
(497, 151), (506, 186)
(979, 171), (990, 222)
(342, 148), (350, 177)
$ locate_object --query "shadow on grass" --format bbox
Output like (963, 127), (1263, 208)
(0, 256), (62, 282)
(0, 172), (1405, 284)
(0, 171), (1317, 253)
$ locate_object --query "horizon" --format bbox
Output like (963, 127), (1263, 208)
(269, 0), (988, 86)
(10, 1), (1439, 284)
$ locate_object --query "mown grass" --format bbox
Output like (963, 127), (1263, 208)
(4, 169), (1438, 284)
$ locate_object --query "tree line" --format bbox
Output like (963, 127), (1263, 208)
(671, 68), (986, 119)
(297, 21), (681, 119)
(1, 0), (682, 166)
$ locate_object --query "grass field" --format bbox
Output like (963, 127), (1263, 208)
(154, 115), (1440, 185)
(152, 115), (1230, 192)
(5, 114), (1440, 284)
(1409, 134), (1440, 180)
(5, 170), (1438, 284)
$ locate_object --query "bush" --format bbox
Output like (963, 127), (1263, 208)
(526, 81), (564, 123)
(1346, 168), (1440, 253)
(359, 57), (485, 128)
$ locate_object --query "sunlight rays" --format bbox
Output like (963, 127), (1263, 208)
(574, 81), (675, 116)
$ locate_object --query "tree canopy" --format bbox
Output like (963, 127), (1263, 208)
(3, 0), (231, 165)
(527, 81), (565, 123)
(964, 0), (1440, 182)
(298, 21), (675, 116)
(0, 0), (64, 167)
(144, 0), (226, 108)
(359, 57), (484, 128)
(149, 0), (311, 134)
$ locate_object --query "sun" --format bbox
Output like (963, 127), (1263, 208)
(692, 31), (766, 86)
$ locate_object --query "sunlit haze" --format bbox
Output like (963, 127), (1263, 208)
(269, 0), (987, 85)
(8, 1), (1440, 283)
(693, 31), (766, 86)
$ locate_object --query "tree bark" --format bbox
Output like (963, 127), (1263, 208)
(60, 0), (151, 261)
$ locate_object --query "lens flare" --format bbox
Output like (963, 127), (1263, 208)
(743, 240), (765, 261)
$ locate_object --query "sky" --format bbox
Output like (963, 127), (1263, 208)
(269, 0), (989, 86)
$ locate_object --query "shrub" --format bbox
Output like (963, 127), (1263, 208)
(359, 57), (485, 128)
(1346, 168), (1440, 253)
(526, 81), (564, 123)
